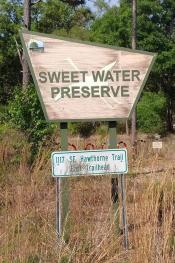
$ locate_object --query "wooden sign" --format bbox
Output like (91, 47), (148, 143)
(51, 149), (128, 177)
(20, 30), (156, 122)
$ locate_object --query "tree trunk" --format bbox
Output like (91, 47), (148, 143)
(22, 0), (31, 88)
(131, 0), (137, 147)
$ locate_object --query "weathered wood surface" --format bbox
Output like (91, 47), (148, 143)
(22, 32), (155, 121)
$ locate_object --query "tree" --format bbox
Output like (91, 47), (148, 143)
(93, 0), (110, 16)
(137, 92), (167, 134)
(35, 0), (93, 34)
(22, 0), (31, 88)
(0, 0), (92, 103)
(22, 0), (86, 87)
(136, 0), (175, 131)
(0, 0), (23, 103)
(90, 0), (175, 132)
(90, 4), (131, 46)
(36, 0), (74, 33)
(52, 6), (93, 39)
(131, 0), (137, 146)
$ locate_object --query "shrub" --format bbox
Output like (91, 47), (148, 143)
(137, 92), (167, 134)
(8, 85), (56, 147)
(0, 104), (8, 124)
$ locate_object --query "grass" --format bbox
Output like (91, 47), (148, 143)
(0, 127), (175, 262)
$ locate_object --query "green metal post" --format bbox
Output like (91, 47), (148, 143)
(56, 122), (69, 239)
(108, 121), (119, 231)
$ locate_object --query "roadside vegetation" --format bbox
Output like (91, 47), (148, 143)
(0, 127), (175, 262)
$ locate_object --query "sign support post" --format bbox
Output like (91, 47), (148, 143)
(56, 177), (59, 237)
(109, 122), (128, 247)
(56, 122), (69, 238)
(119, 174), (129, 249)
(109, 121), (119, 231)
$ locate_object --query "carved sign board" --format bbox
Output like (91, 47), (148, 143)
(51, 149), (128, 177)
(20, 30), (156, 122)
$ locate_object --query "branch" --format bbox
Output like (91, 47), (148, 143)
(31, 0), (42, 6)
(14, 37), (23, 66)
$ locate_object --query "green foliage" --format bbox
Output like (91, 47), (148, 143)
(54, 25), (91, 41)
(36, 0), (74, 33)
(0, 0), (93, 104)
(33, 1), (93, 34)
(90, 0), (175, 130)
(8, 85), (56, 146)
(90, 5), (131, 46)
(137, 92), (167, 134)
(72, 6), (94, 27)
(0, 0), (23, 103)
(0, 105), (8, 124)
(49, 5), (93, 40)
(93, 0), (110, 16)
(90, 7), (120, 44)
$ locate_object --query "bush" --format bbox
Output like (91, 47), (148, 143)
(69, 122), (96, 138)
(0, 105), (8, 124)
(8, 85), (56, 147)
(137, 92), (167, 134)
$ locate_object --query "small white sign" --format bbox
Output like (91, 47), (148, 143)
(152, 141), (162, 149)
(51, 149), (128, 177)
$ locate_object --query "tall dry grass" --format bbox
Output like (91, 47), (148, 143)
(0, 128), (174, 262)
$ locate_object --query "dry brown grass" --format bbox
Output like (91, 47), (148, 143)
(0, 128), (175, 262)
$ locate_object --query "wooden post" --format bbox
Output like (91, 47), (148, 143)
(109, 121), (119, 230)
(56, 122), (69, 239)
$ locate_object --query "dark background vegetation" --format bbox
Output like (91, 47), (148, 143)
(0, 0), (175, 147)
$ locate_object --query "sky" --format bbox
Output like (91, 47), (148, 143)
(87, 0), (119, 12)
